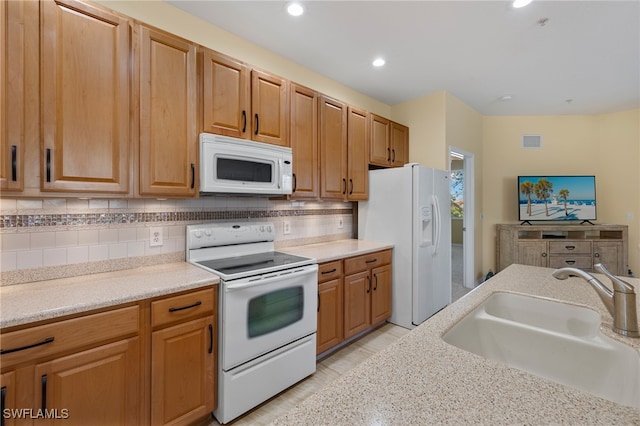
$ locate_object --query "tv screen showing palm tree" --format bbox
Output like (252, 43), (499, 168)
(518, 176), (596, 222)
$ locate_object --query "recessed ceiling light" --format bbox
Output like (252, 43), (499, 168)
(513, 0), (533, 8)
(287, 3), (304, 16)
(500, 95), (513, 101)
(372, 58), (386, 67)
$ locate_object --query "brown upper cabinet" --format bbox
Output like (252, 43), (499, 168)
(390, 121), (409, 167)
(289, 83), (319, 199)
(318, 95), (348, 200)
(137, 25), (198, 197)
(41, 0), (131, 194)
(1, 0), (27, 192)
(346, 107), (369, 201)
(369, 113), (409, 168)
(201, 49), (289, 147)
(318, 95), (368, 201)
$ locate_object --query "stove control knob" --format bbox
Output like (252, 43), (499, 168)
(260, 225), (265, 232)
(204, 229), (212, 236)
(267, 225), (273, 233)
(194, 230), (203, 238)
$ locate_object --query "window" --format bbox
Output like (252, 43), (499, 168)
(451, 170), (464, 218)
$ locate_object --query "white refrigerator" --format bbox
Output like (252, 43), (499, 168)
(358, 163), (451, 329)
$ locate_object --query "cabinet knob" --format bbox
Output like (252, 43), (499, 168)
(541, 253), (547, 257)
(595, 253), (600, 258)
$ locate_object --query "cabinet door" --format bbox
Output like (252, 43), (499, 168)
(201, 50), (250, 138)
(290, 83), (318, 199)
(251, 69), (288, 146)
(517, 241), (548, 268)
(41, 0), (130, 193)
(317, 278), (344, 354)
(151, 316), (215, 426)
(346, 107), (368, 201)
(343, 271), (371, 339)
(138, 26), (197, 197)
(0, 371), (16, 426)
(371, 264), (392, 325)
(390, 122), (409, 167)
(35, 337), (141, 426)
(318, 95), (347, 200)
(593, 241), (624, 276)
(369, 114), (390, 167)
(1, 0), (26, 191)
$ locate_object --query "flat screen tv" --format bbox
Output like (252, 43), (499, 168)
(518, 175), (596, 223)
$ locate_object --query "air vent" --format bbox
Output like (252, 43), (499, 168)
(522, 135), (542, 149)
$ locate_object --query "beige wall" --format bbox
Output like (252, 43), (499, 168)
(97, 0), (391, 117)
(393, 91), (485, 282)
(392, 91), (447, 169)
(483, 110), (640, 275)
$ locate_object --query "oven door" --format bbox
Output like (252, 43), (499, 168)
(221, 264), (318, 370)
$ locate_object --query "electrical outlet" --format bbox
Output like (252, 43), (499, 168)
(338, 218), (344, 229)
(283, 221), (291, 235)
(150, 227), (163, 247)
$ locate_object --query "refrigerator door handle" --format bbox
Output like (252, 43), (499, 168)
(431, 195), (441, 256)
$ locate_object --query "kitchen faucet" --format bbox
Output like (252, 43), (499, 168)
(552, 263), (640, 338)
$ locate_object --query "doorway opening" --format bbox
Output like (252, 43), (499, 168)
(449, 148), (475, 301)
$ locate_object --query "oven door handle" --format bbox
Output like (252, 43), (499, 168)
(225, 265), (318, 291)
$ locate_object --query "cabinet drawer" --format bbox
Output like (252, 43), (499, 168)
(0, 305), (139, 369)
(549, 255), (593, 269)
(344, 250), (392, 275)
(151, 288), (215, 328)
(318, 260), (343, 283)
(549, 241), (592, 254)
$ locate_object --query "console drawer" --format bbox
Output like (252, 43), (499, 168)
(549, 255), (593, 269)
(549, 241), (592, 255)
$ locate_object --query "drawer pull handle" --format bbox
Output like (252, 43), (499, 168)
(0, 336), (54, 355)
(565, 260), (576, 265)
(365, 259), (377, 264)
(168, 301), (202, 313)
(41, 375), (47, 411)
(321, 268), (337, 275)
(565, 245), (575, 250)
(208, 324), (213, 354)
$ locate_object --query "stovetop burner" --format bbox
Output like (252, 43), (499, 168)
(186, 222), (315, 280)
(195, 251), (312, 278)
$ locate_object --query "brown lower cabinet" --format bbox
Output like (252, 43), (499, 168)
(316, 250), (392, 356)
(0, 286), (217, 426)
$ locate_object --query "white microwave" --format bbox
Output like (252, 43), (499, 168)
(199, 133), (293, 196)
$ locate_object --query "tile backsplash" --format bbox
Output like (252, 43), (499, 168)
(0, 197), (353, 286)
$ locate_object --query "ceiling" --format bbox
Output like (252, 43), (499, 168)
(167, 1), (640, 116)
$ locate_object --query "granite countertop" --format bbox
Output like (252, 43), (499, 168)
(273, 264), (640, 425)
(0, 262), (219, 329)
(280, 239), (394, 263)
